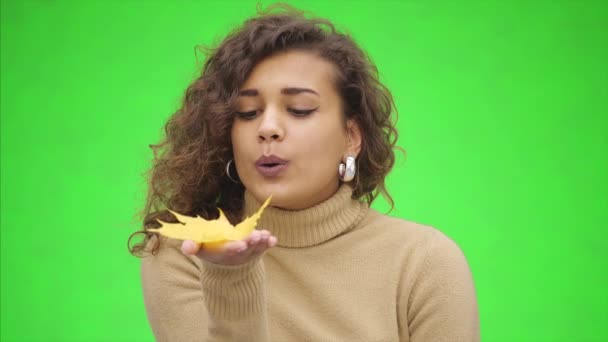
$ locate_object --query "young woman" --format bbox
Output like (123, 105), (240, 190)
(130, 4), (479, 341)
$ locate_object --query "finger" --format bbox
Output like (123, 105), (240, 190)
(199, 240), (246, 257)
(224, 240), (248, 255)
(252, 232), (274, 255)
(181, 240), (200, 255)
(268, 236), (278, 247)
(258, 230), (273, 249)
(251, 242), (267, 255)
(257, 230), (270, 242)
(246, 230), (263, 247)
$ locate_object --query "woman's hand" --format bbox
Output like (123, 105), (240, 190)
(180, 229), (277, 265)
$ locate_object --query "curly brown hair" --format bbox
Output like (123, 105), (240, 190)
(128, 3), (402, 257)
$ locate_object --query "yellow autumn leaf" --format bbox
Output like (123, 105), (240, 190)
(148, 196), (272, 247)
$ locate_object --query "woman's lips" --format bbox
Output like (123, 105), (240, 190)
(255, 163), (288, 177)
(255, 155), (288, 177)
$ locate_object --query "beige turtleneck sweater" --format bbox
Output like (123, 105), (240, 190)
(141, 185), (479, 341)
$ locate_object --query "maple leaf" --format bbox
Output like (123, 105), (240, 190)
(148, 196), (272, 248)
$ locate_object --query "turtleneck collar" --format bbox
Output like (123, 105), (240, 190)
(242, 184), (368, 248)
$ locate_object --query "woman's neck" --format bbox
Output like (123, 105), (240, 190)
(242, 184), (368, 248)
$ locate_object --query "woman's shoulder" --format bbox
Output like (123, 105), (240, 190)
(357, 208), (437, 239)
(355, 207), (466, 258)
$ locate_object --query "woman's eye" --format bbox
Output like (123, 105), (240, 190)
(236, 107), (318, 119)
(289, 107), (318, 117)
(236, 110), (257, 120)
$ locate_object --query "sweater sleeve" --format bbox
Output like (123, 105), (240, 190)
(400, 230), (480, 342)
(140, 237), (269, 341)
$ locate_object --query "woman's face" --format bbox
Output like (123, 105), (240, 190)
(231, 49), (361, 210)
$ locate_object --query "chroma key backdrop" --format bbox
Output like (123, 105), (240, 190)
(1, 1), (606, 341)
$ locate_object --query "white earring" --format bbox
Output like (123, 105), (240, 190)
(226, 159), (240, 183)
(339, 155), (356, 182)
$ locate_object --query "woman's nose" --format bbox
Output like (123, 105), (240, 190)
(257, 110), (285, 142)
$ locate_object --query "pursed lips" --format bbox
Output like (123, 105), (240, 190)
(255, 154), (288, 167)
(255, 155), (289, 177)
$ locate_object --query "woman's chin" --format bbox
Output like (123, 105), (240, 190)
(249, 183), (286, 201)
(249, 186), (298, 210)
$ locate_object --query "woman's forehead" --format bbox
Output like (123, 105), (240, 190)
(241, 50), (337, 93)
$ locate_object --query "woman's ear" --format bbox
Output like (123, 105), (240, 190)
(345, 119), (362, 157)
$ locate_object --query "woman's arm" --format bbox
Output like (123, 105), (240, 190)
(400, 230), (480, 342)
(141, 237), (269, 341)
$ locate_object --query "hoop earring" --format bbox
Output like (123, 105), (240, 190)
(226, 159), (240, 183)
(339, 155), (356, 182)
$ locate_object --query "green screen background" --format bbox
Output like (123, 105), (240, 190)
(1, 1), (606, 341)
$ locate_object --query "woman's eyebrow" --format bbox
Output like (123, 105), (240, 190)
(238, 87), (319, 97)
(239, 89), (259, 96)
(281, 87), (319, 96)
